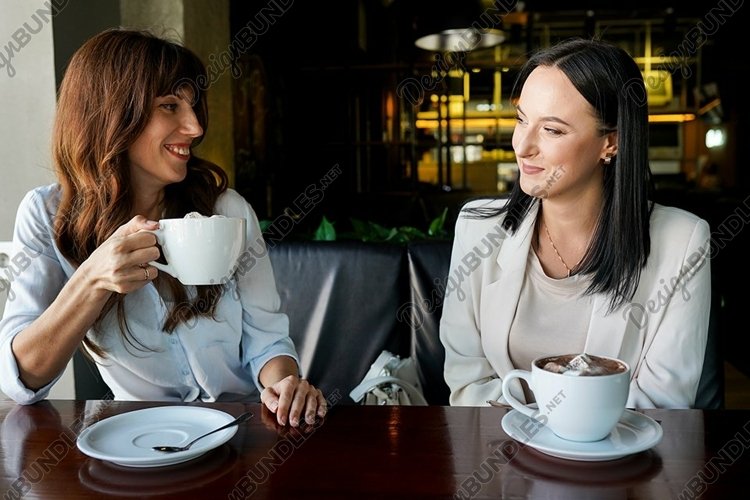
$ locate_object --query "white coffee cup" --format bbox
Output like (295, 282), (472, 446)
(147, 217), (246, 285)
(501, 354), (630, 442)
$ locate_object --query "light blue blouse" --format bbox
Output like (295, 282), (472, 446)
(0, 184), (299, 404)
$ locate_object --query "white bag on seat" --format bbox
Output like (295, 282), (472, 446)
(349, 350), (428, 406)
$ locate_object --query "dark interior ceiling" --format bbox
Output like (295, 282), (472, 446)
(231, 0), (746, 109)
(480, 0), (711, 19)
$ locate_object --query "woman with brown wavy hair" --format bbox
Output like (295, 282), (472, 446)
(0, 28), (326, 427)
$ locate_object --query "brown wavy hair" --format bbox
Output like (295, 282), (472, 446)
(52, 28), (228, 356)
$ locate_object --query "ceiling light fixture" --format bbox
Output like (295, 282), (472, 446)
(415, 28), (505, 52)
(413, 0), (506, 52)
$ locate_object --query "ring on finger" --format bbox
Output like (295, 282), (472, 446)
(143, 267), (150, 280)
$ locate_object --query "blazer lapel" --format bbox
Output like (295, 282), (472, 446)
(480, 202), (538, 378)
(584, 286), (651, 378)
(583, 295), (627, 358)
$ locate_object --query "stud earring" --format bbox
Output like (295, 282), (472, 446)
(603, 155), (612, 165)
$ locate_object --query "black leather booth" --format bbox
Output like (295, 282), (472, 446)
(74, 239), (722, 409)
(268, 240), (453, 405)
(405, 241), (453, 405)
(268, 241), (411, 402)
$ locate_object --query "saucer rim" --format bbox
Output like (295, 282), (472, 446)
(501, 408), (663, 461)
(76, 406), (238, 468)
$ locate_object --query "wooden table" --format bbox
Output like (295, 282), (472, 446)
(1, 398), (748, 499)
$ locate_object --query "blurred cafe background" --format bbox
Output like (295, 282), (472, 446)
(1, 0), (749, 404)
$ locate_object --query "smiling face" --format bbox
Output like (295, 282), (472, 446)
(512, 66), (617, 201)
(127, 94), (203, 193)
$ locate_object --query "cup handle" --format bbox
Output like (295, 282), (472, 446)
(501, 369), (536, 418)
(143, 228), (177, 279)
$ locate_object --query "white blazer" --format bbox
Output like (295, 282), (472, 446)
(439, 199), (711, 409)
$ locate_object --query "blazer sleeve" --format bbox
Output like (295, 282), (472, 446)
(627, 217), (711, 409)
(439, 211), (505, 406)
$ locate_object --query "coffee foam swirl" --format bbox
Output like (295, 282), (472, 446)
(540, 353), (626, 376)
(184, 212), (226, 219)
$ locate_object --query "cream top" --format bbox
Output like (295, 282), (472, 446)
(508, 247), (593, 373)
(440, 197), (712, 409)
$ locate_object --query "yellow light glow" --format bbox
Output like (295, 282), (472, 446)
(417, 110), (513, 120)
(414, 113), (695, 130)
(699, 98), (721, 116)
(448, 101), (464, 116)
(642, 70), (673, 106)
(648, 114), (696, 123)
(416, 118), (517, 129)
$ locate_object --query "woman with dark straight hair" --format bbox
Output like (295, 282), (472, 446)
(440, 38), (711, 409)
(0, 28), (325, 427)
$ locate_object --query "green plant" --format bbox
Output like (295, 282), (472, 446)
(428, 207), (449, 238)
(259, 220), (272, 232)
(312, 207), (449, 243)
(259, 208), (451, 243)
(313, 216), (337, 241)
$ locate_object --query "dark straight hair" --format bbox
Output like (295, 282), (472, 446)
(465, 38), (653, 311)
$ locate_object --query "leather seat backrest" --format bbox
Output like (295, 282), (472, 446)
(406, 241), (452, 405)
(269, 240), (410, 402)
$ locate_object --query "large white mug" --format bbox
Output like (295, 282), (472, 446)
(501, 354), (630, 442)
(146, 217), (246, 285)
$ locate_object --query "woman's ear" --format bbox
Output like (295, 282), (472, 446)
(603, 130), (618, 159)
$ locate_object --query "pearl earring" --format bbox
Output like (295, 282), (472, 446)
(603, 156), (612, 165)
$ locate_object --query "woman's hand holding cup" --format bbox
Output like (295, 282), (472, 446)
(79, 216), (161, 295)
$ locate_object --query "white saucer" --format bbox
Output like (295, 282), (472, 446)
(77, 406), (239, 467)
(501, 409), (662, 461)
